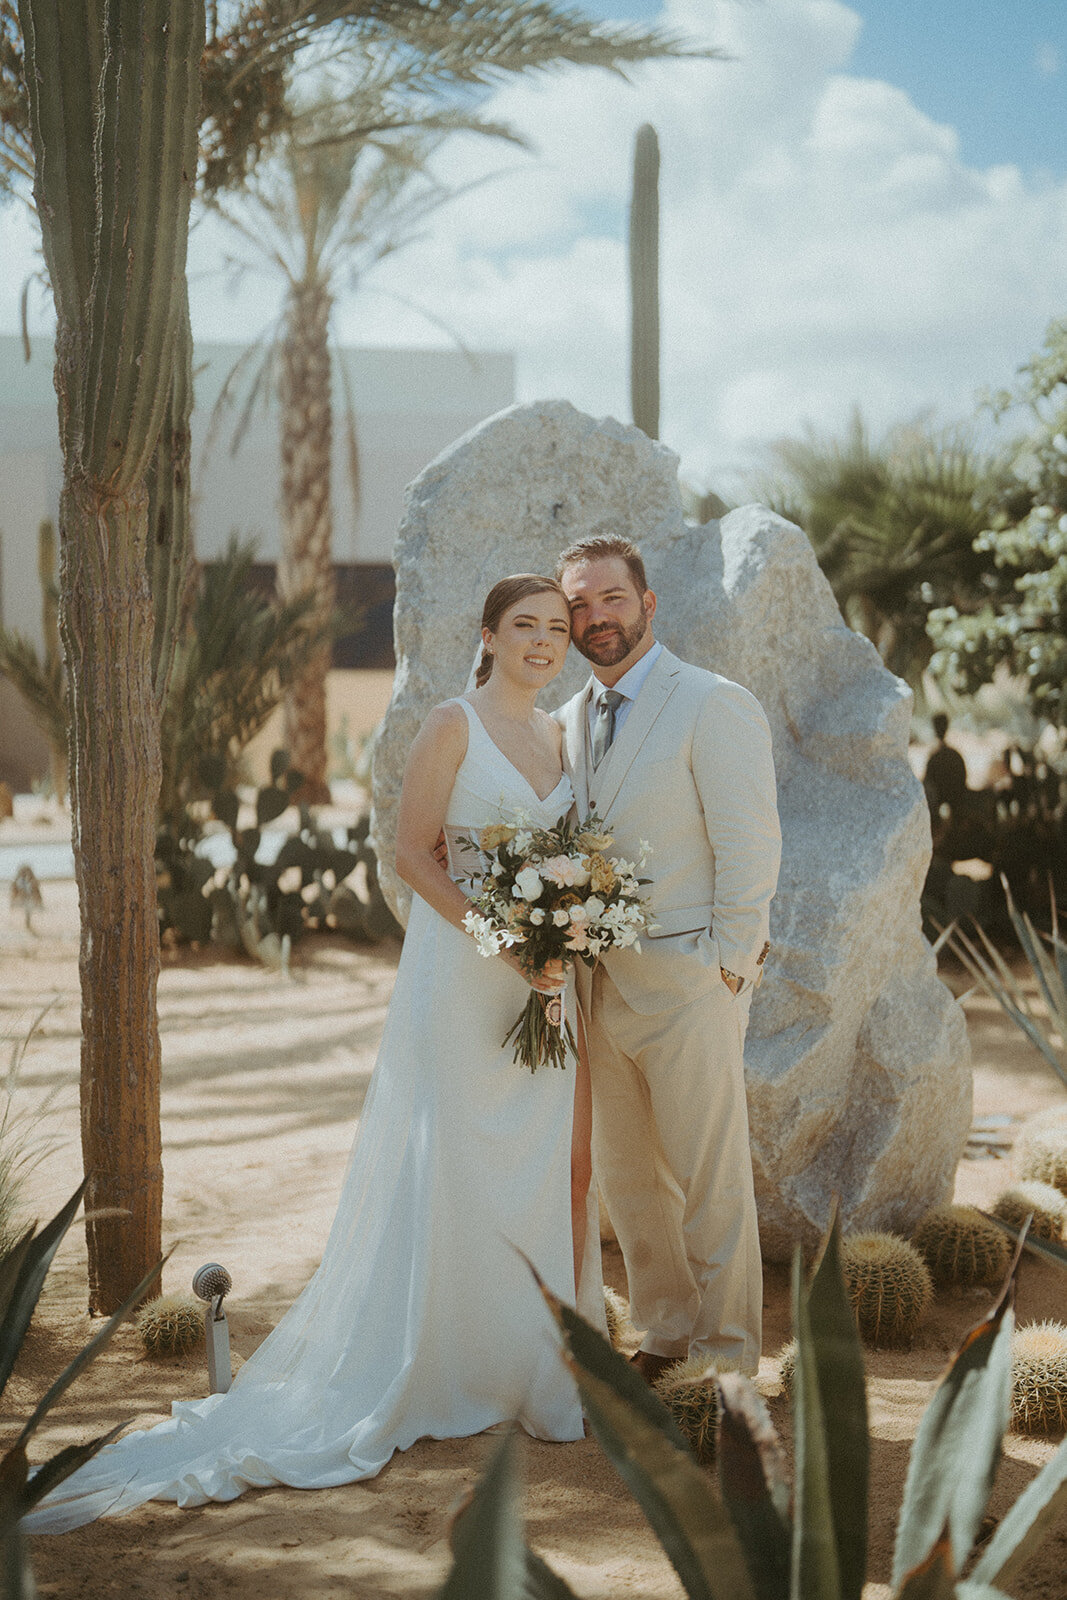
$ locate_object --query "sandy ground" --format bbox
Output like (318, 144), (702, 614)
(1, 882), (1065, 1600)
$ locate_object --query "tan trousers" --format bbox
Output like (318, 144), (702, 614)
(581, 962), (762, 1374)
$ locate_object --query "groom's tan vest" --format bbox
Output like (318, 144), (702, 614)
(557, 647), (780, 1016)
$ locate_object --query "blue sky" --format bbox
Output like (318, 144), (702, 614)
(580, 0), (1067, 177)
(3, 0), (1066, 490)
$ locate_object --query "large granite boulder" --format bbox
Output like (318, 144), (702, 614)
(371, 400), (971, 1259)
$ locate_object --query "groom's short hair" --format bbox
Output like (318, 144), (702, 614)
(555, 534), (648, 595)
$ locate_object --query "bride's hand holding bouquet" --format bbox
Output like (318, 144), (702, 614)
(461, 813), (652, 1071)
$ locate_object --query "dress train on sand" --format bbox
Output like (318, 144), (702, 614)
(25, 699), (602, 1533)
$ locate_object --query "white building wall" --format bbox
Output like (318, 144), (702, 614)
(190, 342), (514, 563)
(0, 334), (513, 784)
(0, 333), (514, 594)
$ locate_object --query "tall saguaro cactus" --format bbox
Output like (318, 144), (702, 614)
(629, 122), (660, 441)
(18, 0), (203, 1311)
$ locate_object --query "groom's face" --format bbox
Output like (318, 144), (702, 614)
(561, 556), (656, 672)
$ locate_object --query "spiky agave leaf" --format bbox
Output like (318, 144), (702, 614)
(892, 1254), (1019, 1586)
(524, 1253), (756, 1600)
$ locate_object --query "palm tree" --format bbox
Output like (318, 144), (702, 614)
(750, 410), (1009, 688)
(0, 0), (711, 1310)
(210, 86), (516, 799)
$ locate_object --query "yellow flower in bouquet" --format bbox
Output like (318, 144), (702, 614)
(586, 852), (616, 896)
(480, 821), (518, 852)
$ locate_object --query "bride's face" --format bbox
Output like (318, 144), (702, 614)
(484, 593), (571, 689)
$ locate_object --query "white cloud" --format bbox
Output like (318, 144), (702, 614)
(5, 0), (1067, 496)
(1035, 42), (1060, 79)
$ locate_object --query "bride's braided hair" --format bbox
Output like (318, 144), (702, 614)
(475, 574), (570, 686)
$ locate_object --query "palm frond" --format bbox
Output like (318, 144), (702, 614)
(0, 627), (66, 752)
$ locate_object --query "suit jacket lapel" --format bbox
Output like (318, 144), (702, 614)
(590, 648), (681, 818)
(559, 679), (593, 817)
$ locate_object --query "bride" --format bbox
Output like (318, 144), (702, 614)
(25, 573), (604, 1534)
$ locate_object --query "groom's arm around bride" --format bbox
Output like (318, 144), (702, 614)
(556, 533), (781, 1378)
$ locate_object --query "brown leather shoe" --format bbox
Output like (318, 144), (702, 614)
(629, 1349), (679, 1384)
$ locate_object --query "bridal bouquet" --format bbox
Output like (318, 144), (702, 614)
(460, 813), (652, 1071)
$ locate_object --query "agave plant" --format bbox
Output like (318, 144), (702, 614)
(940, 882), (1067, 1094)
(0, 1183), (165, 1594)
(437, 1217), (1067, 1599)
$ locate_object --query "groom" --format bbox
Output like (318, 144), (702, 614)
(555, 533), (780, 1378)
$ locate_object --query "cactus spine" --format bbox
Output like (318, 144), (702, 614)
(137, 1293), (205, 1357)
(1016, 1116), (1067, 1195)
(841, 1232), (932, 1345)
(1010, 1322), (1067, 1434)
(20, 0), (204, 1311)
(629, 122), (660, 440)
(603, 1285), (637, 1350)
(993, 1180), (1067, 1242)
(912, 1204), (1012, 1289)
(653, 1353), (720, 1465)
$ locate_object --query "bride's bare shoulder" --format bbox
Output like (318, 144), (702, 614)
(535, 706), (564, 757)
(408, 699), (469, 762)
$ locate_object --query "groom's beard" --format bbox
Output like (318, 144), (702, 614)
(573, 615), (649, 667)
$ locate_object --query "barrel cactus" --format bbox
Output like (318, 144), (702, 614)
(602, 1286), (637, 1351)
(1010, 1322), (1067, 1434)
(1016, 1115), (1067, 1196)
(777, 1337), (796, 1397)
(992, 1180), (1067, 1243)
(912, 1204), (1012, 1289)
(653, 1353), (720, 1466)
(137, 1293), (204, 1357)
(841, 1232), (932, 1345)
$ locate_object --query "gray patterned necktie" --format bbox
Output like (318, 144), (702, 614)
(591, 689), (625, 769)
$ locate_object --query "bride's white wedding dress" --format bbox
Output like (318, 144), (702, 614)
(26, 699), (603, 1534)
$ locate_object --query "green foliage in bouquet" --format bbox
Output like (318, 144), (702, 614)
(460, 812), (651, 1071)
(436, 1215), (1067, 1599)
(0, 1184), (165, 1595)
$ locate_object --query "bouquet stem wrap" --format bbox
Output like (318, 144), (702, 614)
(504, 990), (577, 1073)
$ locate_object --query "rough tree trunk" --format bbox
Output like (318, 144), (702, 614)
(278, 278), (335, 805)
(61, 474), (164, 1308)
(19, 0), (203, 1311)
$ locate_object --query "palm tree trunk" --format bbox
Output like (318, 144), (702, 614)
(278, 278), (334, 805)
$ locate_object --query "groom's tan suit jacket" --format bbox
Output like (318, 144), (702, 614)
(557, 647), (781, 1015)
